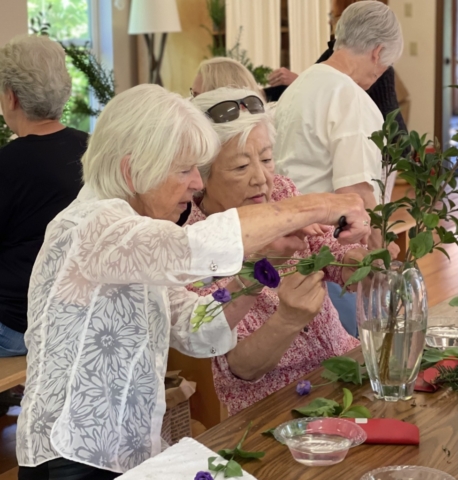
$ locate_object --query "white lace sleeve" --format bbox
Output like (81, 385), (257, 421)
(77, 204), (244, 287)
(168, 286), (237, 357)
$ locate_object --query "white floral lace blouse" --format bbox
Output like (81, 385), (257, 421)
(16, 185), (243, 473)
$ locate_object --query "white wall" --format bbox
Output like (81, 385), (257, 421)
(390, 0), (436, 137)
(0, 0), (28, 47)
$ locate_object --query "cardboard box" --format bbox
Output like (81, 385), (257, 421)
(161, 371), (196, 445)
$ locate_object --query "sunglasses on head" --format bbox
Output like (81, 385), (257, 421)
(204, 96), (265, 124)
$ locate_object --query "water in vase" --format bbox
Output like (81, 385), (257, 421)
(359, 319), (426, 401)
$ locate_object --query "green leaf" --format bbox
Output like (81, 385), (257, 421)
(449, 297), (458, 307)
(321, 369), (340, 382)
(423, 213), (440, 229)
(363, 249), (391, 270)
(235, 448), (265, 459)
(340, 405), (372, 419)
(421, 348), (446, 369)
(313, 246), (335, 271)
(341, 388), (353, 412)
(409, 231), (434, 259)
(342, 266), (372, 290)
(296, 260), (315, 276)
(435, 246), (451, 260)
(224, 459), (243, 478)
(444, 347), (458, 357)
(293, 398), (340, 417)
(217, 448), (235, 459)
(321, 356), (363, 384)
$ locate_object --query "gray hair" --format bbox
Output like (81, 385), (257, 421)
(82, 84), (220, 200)
(335, 1), (403, 66)
(0, 35), (71, 120)
(190, 87), (275, 181)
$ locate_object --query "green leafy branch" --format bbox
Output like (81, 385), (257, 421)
(208, 422), (265, 478)
(293, 388), (371, 419)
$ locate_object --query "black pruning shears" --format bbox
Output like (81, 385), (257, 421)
(333, 216), (348, 238)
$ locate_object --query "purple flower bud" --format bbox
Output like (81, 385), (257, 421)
(253, 258), (280, 288)
(296, 380), (312, 396)
(212, 288), (232, 303)
(194, 472), (214, 480)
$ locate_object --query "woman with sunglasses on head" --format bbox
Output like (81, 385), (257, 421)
(186, 87), (370, 416)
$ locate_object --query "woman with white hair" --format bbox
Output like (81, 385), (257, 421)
(274, 0), (403, 336)
(16, 84), (370, 479)
(187, 87), (369, 415)
(0, 35), (87, 361)
(274, 0), (403, 227)
(190, 56), (264, 99)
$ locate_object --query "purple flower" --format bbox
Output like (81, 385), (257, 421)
(253, 258), (280, 288)
(194, 472), (214, 480)
(212, 288), (232, 303)
(296, 380), (312, 396)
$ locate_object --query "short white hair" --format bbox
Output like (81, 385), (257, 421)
(82, 84), (220, 200)
(335, 1), (403, 66)
(191, 87), (275, 181)
(0, 35), (71, 120)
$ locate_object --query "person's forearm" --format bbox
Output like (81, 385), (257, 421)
(226, 312), (300, 381)
(237, 193), (329, 255)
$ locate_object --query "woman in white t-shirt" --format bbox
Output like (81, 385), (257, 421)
(274, 0), (403, 245)
(274, 0), (403, 335)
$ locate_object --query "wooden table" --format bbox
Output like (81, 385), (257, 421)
(0, 356), (26, 393)
(197, 316), (458, 478)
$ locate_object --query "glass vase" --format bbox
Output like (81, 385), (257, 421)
(356, 262), (428, 401)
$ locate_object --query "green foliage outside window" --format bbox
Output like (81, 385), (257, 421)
(28, 0), (92, 132)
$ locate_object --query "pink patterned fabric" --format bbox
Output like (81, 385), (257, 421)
(186, 175), (360, 415)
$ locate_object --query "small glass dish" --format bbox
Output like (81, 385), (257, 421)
(426, 317), (458, 349)
(273, 417), (366, 467)
(360, 465), (456, 479)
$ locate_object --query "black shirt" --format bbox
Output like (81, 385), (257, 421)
(0, 127), (88, 333)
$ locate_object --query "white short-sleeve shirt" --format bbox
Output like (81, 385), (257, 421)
(274, 64), (384, 201)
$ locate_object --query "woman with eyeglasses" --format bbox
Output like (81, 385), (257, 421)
(16, 84), (370, 480)
(186, 87), (370, 416)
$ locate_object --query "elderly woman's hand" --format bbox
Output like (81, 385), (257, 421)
(324, 193), (371, 245)
(302, 224), (332, 237)
(277, 271), (326, 330)
(268, 68), (298, 87)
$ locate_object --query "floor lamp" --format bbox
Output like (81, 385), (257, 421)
(128, 0), (181, 86)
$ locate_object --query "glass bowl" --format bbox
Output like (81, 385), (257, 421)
(273, 417), (366, 467)
(426, 317), (458, 349)
(360, 465), (456, 479)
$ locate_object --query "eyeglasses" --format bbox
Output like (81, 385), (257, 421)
(204, 96), (265, 124)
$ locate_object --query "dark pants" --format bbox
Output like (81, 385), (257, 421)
(18, 458), (122, 480)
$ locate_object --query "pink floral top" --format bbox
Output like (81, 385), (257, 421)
(186, 175), (360, 415)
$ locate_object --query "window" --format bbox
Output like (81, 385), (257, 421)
(27, 0), (93, 132)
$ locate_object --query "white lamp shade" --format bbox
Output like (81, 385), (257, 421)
(128, 0), (182, 34)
